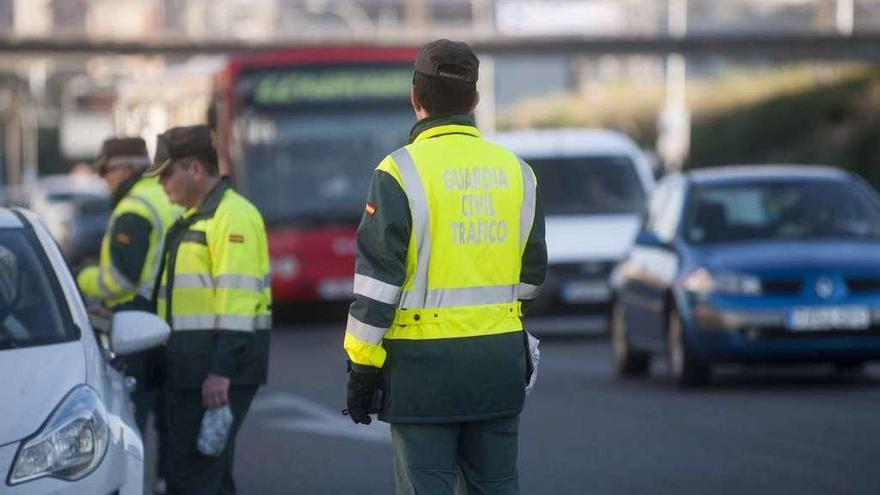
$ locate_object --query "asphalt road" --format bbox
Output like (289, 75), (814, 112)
(234, 319), (880, 495)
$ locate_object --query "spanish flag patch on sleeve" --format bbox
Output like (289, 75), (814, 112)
(365, 202), (377, 217)
(229, 234), (245, 243)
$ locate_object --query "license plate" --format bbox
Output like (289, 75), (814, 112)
(560, 281), (610, 303)
(318, 279), (354, 300)
(786, 306), (871, 331)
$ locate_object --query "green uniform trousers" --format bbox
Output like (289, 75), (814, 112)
(163, 385), (258, 495)
(391, 415), (520, 495)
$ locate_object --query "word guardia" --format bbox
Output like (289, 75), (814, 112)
(444, 166), (511, 246)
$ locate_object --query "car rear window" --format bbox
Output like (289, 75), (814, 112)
(0, 227), (78, 350)
(526, 155), (646, 215)
(685, 178), (880, 244)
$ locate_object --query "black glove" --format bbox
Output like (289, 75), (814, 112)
(346, 363), (381, 425)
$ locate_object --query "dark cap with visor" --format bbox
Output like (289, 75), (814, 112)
(95, 137), (150, 176)
(414, 39), (479, 84)
(144, 125), (215, 177)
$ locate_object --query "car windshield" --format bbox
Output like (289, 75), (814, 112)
(685, 179), (880, 244)
(526, 155), (646, 215)
(0, 228), (78, 350)
(236, 107), (413, 225)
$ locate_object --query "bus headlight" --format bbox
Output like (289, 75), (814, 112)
(9, 386), (109, 485)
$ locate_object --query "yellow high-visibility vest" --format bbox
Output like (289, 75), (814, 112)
(78, 176), (179, 308)
(345, 124), (539, 368)
(156, 187), (272, 333)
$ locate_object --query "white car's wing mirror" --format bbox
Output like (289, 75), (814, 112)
(110, 311), (170, 356)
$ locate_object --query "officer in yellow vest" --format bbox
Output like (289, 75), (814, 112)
(344, 40), (547, 494)
(77, 137), (180, 494)
(77, 137), (180, 428)
(143, 125), (271, 495)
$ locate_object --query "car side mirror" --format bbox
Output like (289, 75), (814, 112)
(635, 229), (667, 249)
(110, 311), (170, 356)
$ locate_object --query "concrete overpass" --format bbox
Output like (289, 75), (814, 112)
(0, 32), (879, 60)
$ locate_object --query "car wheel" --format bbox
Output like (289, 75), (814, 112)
(666, 308), (710, 387)
(611, 302), (651, 377)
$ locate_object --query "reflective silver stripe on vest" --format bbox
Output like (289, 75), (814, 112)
(173, 273), (214, 289)
(171, 315), (215, 330)
(217, 314), (270, 331)
(516, 159), (541, 301)
(353, 274), (401, 305)
(172, 314), (271, 332)
(517, 282), (541, 301)
(155, 285), (166, 300)
(96, 268), (117, 299)
(215, 274), (271, 292)
(518, 158), (537, 249)
(172, 273), (269, 292)
(128, 194), (166, 300)
(392, 147), (432, 310)
(138, 286), (154, 300)
(423, 284), (517, 308)
(346, 313), (387, 345)
(98, 264), (136, 299)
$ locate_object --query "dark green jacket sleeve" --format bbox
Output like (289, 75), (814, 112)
(210, 333), (251, 377)
(109, 213), (153, 285)
(520, 185), (548, 310)
(348, 169), (411, 370)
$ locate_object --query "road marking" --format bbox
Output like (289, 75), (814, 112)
(251, 392), (391, 444)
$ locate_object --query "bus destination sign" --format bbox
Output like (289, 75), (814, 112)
(248, 67), (413, 106)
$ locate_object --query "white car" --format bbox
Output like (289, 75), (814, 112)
(25, 174), (110, 271)
(490, 128), (655, 334)
(0, 208), (168, 494)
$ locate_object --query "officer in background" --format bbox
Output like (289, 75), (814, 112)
(344, 40), (547, 494)
(143, 125), (271, 495)
(76, 137), (179, 489)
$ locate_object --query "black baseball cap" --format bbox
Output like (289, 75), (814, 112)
(144, 125), (215, 177)
(95, 137), (150, 176)
(414, 39), (479, 84)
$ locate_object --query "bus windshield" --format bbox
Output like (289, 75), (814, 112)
(236, 106), (414, 225)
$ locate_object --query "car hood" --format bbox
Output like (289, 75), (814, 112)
(0, 341), (85, 445)
(694, 240), (880, 271)
(546, 214), (641, 263)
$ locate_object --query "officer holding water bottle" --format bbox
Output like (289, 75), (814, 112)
(144, 125), (272, 495)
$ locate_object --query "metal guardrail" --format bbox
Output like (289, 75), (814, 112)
(0, 33), (879, 59)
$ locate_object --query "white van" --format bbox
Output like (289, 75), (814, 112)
(490, 128), (656, 334)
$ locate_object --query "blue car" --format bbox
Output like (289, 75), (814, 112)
(611, 165), (880, 385)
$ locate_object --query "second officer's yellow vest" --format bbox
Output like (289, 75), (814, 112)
(88, 176), (179, 308)
(155, 187), (272, 333)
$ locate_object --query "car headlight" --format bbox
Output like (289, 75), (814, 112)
(680, 267), (762, 296)
(271, 256), (300, 279)
(9, 386), (110, 485)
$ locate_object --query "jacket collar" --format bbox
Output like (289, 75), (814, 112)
(111, 171), (144, 208)
(183, 177), (229, 219)
(409, 114), (480, 143)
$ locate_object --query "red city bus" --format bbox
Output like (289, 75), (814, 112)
(217, 47), (418, 303)
(117, 47), (419, 303)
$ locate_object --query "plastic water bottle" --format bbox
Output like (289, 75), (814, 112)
(197, 405), (234, 456)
